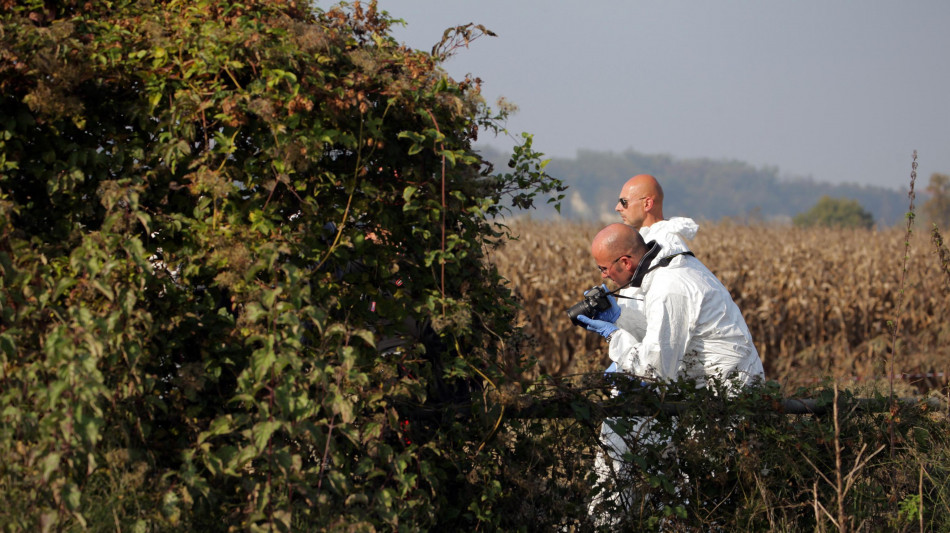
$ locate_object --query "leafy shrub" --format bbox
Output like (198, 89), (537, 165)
(0, 1), (562, 529)
(793, 196), (875, 229)
(923, 172), (950, 229)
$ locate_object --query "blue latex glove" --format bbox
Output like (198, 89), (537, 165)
(586, 285), (621, 323)
(576, 314), (619, 340)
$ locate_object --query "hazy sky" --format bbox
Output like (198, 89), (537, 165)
(366, 1), (949, 190)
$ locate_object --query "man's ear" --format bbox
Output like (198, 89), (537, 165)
(643, 196), (654, 212)
(622, 255), (637, 273)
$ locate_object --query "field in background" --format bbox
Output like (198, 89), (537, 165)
(490, 218), (950, 393)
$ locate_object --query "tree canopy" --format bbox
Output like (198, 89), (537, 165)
(0, 1), (562, 529)
(792, 195), (875, 229)
(923, 172), (950, 229)
(512, 147), (908, 226)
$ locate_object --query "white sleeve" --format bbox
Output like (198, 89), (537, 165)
(607, 327), (643, 374)
(615, 298), (647, 343)
(640, 290), (693, 380)
(608, 281), (694, 381)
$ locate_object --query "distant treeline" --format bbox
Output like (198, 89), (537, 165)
(485, 146), (911, 226)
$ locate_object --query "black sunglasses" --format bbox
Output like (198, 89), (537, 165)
(618, 196), (648, 209)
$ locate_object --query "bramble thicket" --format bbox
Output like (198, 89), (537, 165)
(4, 1), (950, 531)
(0, 1), (566, 529)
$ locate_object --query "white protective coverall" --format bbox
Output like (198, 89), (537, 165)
(612, 218), (763, 387)
(639, 216), (698, 256)
(588, 218), (763, 521)
(616, 217), (700, 344)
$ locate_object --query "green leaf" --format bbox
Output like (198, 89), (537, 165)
(440, 149), (456, 167)
(244, 302), (267, 323)
(250, 348), (277, 382)
(352, 328), (375, 348)
(198, 415), (234, 445)
(64, 482), (81, 511)
(402, 185), (418, 203)
(361, 421), (382, 444)
(90, 279), (115, 301)
(331, 393), (355, 424)
(252, 420), (282, 452)
(41, 452), (61, 482)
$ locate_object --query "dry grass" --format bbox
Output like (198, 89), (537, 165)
(490, 218), (950, 393)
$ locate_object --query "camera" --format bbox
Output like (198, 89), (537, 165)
(567, 285), (612, 326)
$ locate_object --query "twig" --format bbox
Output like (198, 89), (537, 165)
(834, 386), (847, 533)
(424, 109), (447, 316)
(800, 384), (886, 533)
(919, 463), (925, 533)
(889, 150), (917, 458)
(931, 224), (950, 292)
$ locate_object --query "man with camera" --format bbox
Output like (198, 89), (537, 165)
(575, 223), (763, 520)
(575, 222), (763, 386)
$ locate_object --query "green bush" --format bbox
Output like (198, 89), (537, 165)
(923, 172), (950, 229)
(0, 1), (562, 529)
(793, 195), (876, 229)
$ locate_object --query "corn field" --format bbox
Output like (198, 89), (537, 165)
(490, 218), (950, 393)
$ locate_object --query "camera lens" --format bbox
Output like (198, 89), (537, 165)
(567, 300), (593, 326)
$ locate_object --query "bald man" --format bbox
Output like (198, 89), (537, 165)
(580, 224), (763, 520)
(578, 223), (763, 387)
(615, 174), (698, 251)
(615, 174), (664, 229)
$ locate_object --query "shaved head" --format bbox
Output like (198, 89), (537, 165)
(615, 174), (665, 229)
(592, 223), (642, 258)
(591, 223), (647, 286)
(626, 174), (663, 199)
